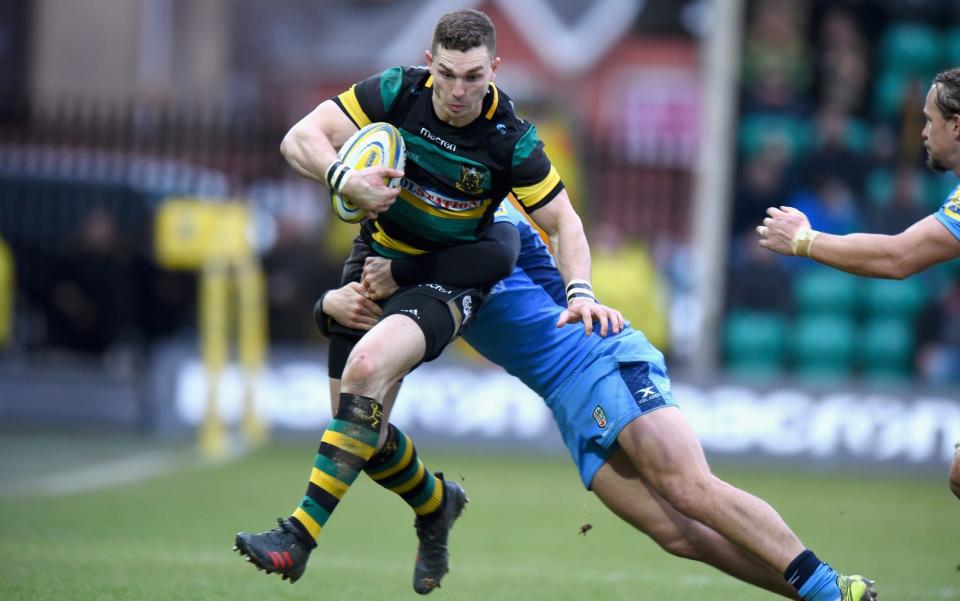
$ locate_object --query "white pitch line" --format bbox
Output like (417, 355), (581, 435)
(3, 450), (182, 497)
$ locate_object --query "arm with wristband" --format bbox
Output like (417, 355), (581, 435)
(757, 206), (960, 279)
(280, 100), (403, 219)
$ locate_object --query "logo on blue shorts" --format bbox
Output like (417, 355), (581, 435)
(620, 362), (666, 411)
(593, 405), (608, 428)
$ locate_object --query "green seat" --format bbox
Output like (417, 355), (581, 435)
(880, 24), (940, 75)
(925, 173), (958, 212)
(790, 314), (856, 382)
(863, 278), (927, 318)
(816, 117), (870, 154)
(739, 114), (809, 158)
(873, 69), (929, 121)
(723, 310), (786, 379)
(792, 268), (858, 316)
(941, 27), (960, 69)
(866, 167), (893, 208)
(860, 317), (915, 381)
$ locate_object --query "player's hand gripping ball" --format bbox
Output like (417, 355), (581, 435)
(331, 122), (406, 223)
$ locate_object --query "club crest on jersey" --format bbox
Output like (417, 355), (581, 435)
(593, 405), (608, 428)
(455, 165), (486, 194)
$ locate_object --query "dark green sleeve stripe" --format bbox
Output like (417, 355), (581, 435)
(380, 67), (405, 114)
(512, 125), (542, 168)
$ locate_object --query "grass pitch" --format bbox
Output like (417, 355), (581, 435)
(0, 433), (957, 600)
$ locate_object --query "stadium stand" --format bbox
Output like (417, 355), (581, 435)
(727, 1), (960, 383)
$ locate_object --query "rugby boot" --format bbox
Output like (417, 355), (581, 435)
(412, 473), (468, 594)
(234, 517), (315, 583)
(838, 574), (877, 601)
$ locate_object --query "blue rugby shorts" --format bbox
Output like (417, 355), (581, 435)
(545, 346), (677, 489)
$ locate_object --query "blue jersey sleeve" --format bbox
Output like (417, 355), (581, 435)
(494, 202), (566, 305)
(935, 184), (960, 241)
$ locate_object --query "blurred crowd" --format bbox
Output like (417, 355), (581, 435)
(726, 0), (960, 384)
(0, 106), (348, 370)
(3, 0), (959, 387)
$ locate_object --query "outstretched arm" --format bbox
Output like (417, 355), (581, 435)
(758, 207), (960, 279)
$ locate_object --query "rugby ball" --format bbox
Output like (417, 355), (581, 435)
(331, 122), (406, 223)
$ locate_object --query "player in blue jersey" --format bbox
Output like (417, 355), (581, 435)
(236, 9), (618, 594)
(320, 201), (876, 601)
(758, 68), (960, 501)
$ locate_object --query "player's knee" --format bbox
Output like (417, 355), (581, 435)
(341, 351), (384, 391)
(652, 529), (699, 560)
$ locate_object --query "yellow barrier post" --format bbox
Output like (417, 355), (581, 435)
(155, 199), (270, 460)
(237, 257), (268, 446)
(0, 236), (13, 348)
(199, 259), (230, 460)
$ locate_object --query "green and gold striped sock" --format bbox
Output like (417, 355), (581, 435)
(365, 424), (444, 517)
(289, 393), (382, 542)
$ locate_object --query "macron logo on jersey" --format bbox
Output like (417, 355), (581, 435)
(420, 127), (456, 152)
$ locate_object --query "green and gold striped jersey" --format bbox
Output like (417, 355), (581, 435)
(333, 66), (563, 258)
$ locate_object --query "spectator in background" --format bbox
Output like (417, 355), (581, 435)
(731, 145), (791, 234)
(727, 229), (793, 314)
(866, 165), (928, 234)
(798, 106), (869, 198)
(741, 0), (811, 115)
(591, 221), (669, 350)
(263, 214), (340, 343)
(811, 6), (870, 115)
(47, 207), (137, 355)
(786, 175), (861, 237)
(916, 279), (960, 384)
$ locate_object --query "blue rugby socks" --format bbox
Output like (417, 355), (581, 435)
(785, 549), (842, 601)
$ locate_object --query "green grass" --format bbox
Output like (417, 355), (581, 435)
(0, 435), (957, 600)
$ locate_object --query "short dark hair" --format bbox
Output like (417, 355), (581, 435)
(431, 9), (496, 55)
(932, 68), (960, 119)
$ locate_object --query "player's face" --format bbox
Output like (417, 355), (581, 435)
(922, 84), (958, 173)
(426, 45), (500, 127)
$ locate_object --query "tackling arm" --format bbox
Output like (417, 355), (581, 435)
(360, 223), (520, 300)
(389, 222), (520, 288)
